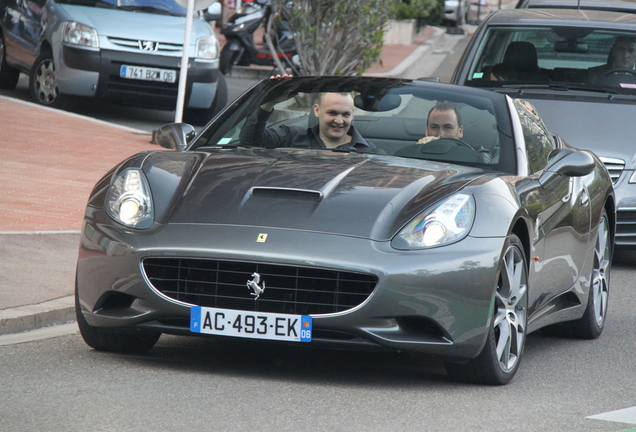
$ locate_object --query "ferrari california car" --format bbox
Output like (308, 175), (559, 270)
(75, 76), (614, 385)
(451, 8), (636, 248)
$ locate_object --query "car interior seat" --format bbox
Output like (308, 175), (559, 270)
(502, 41), (550, 82)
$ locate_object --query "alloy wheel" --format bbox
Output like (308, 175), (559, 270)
(592, 214), (610, 326)
(493, 243), (528, 373)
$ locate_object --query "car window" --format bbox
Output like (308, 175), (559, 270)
(513, 99), (555, 174)
(465, 26), (636, 94)
(196, 81), (517, 173)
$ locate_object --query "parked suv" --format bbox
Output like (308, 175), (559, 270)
(0, 0), (226, 124)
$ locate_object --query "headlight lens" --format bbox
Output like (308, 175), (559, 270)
(195, 35), (219, 60)
(62, 21), (99, 49)
(629, 170), (636, 184)
(105, 169), (154, 229)
(393, 193), (475, 249)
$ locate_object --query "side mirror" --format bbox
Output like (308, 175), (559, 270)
(204, 1), (222, 21)
(539, 149), (595, 187)
(153, 123), (196, 151)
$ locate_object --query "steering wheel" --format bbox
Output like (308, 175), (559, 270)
(596, 68), (636, 86)
(447, 138), (480, 153)
(599, 68), (636, 78)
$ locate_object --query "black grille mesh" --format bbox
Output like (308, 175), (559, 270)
(143, 258), (378, 315)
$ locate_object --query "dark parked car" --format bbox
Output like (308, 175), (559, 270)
(451, 8), (636, 248)
(75, 76), (614, 385)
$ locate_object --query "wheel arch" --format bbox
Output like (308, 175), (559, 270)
(510, 217), (531, 271)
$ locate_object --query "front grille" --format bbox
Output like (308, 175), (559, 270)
(143, 258), (378, 315)
(599, 157), (625, 184)
(108, 37), (182, 55)
(616, 209), (636, 246)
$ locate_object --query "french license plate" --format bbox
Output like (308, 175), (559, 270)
(190, 306), (312, 342)
(120, 65), (176, 83)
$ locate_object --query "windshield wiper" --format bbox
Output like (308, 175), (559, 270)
(494, 83), (621, 95)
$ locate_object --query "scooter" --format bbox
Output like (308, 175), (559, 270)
(219, 0), (299, 74)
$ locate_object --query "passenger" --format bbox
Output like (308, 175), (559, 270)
(417, 101), (492, 163)
(239, 75), (375, 152)
(587, 36), (636, 83)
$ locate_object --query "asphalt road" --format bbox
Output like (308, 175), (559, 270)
(1, 251), (635, 432)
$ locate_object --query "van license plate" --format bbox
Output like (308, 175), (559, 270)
(120, 65), (176, 83)
(190, 306), (312, 342)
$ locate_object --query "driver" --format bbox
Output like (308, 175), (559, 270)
(587, 36), (636, 83)
(417, 102), (492, 163)
(239, 76), (375, 152)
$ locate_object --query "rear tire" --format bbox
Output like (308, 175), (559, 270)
(445, 234), (528, 385)
(183, 74), (228, 126)
(75, 282), (160, 353)
(0, 32), (20, 89)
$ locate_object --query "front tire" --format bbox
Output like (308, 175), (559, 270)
(29, 50), (71, 108)
(445, 234), (529, 385)
(0, 32), (20, 89)
(75, 282), (160, 353)
(219, 46), (240, 75)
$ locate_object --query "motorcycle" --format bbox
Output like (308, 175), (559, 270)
(219, 0), (299, 74)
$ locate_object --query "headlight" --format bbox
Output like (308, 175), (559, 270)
(105, 169), (154, 229)
(392, 193), (475, 250)
(195, 35), (219, 60)
(629, 170), (636, 184)
(62, 21), (99, 49)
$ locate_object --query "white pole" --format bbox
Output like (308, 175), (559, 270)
(175, 0), (195, 123)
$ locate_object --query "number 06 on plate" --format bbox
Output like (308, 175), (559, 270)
(190, 306), (312, 342)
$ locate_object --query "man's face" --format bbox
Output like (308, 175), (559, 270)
(314, 93), (354, 146)
(426, 108), (463, 139)
(611, 40), (636, 69)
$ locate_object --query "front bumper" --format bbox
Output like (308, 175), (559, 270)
(59, 45), (221, 110)
(76, 213), (505, 360)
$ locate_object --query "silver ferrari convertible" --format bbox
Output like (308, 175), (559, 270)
(75, 76), (614, 385)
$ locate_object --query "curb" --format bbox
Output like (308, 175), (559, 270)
(0, 296), (75, 336)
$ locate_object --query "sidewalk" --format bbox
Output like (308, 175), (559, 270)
(0, 21), (468, 337)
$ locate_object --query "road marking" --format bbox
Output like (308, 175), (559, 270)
(587, 406), (636, 426)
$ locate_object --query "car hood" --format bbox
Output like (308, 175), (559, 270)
(56, 5), (213, 40)
(152, 150), (484, 240)
(506, 95), (636, 165)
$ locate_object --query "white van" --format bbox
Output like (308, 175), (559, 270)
(0, 0), (226, 124)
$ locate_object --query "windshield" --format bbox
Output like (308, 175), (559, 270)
(193, 77), (516, 173)
(465, 26), (636, 95)
(56, 0), (188, 16)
